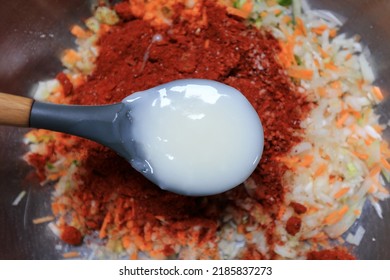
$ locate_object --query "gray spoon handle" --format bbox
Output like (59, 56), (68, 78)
(0, 92), (130, 158)
(30, 101), (123, 147)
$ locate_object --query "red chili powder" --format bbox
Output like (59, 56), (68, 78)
(290, 202), (308, 215)
(30, 0), (318, 258)
(285, 216), (302, 236)
(307, 248), (356, 260)
(60, 225), (83, 246)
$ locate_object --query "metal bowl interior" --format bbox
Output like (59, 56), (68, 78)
(0, 0), (389, 259)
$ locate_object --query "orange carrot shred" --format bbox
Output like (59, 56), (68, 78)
(313, 163), (327, 177)
(353, 151), (369, 160)
(373, 86), (384, 101)
(324, 205), (349, 225)
(345, 53), (353, 61)
(336, 111), (349, 128)
(63, 251), (80, 258)
(381, 157), (390, 170)
(334, 187), (350, 199)
(295, 17), (307, 36)
(369, 164), (381, 177)
(99, 212), (112, 239)
(32, 215), (55, 224)
(300, 154), (314, 167)
(324, 62), (339, 71)
(287, 67), (314, 80)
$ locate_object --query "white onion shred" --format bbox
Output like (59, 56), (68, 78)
(346, 226), (366, 245)
(12, 190), (26, 206)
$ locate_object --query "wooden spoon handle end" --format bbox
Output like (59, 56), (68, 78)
(0, 92), (34, 127)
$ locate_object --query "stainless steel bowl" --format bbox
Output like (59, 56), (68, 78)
(0, 0), (389, 259)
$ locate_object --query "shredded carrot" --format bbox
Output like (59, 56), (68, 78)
(287, 67), (314, 80)
(300, 154), (314, 167)
(334, 187), (350, 199)
(364, 136), (375, 146)
(368, 184), (377, 194)
(311, 24), (328, 35)
(63, 251), (80, 259)
(51, 202), (60, 216)
(336, 111), (349, 128)
(357, 79), (365, 90)
(226, 0), (253, 19)
(70, 75), (86, 87)
(353, 151), (369, 160)
(380, 142), (390, 157)
(345, 53), (353, 61)
(122, 235), (132, 249)
(317, 87), (327, 97)
(130, 249), (138, 260)
(237, 224), (245, 234)
(312, 232), (328, 241)
(266, 0), (277, 6)
(277, 205), (286, 219)
(295, 17), (307, 36)
(377, 182), (390, 194)
(324, 62), (339, 71)
(280, 155), (300, 169)
(99, 212), (112, 239)
(369, 164), (381, 177)
(245, 232), (253, 240)
(279, 36), (296, 68)
(313, 163), (327, 177)
(282, 15), (292, 24)
(70, 25), (90, 39)
(381, 157), (390, 170)
(373, 124), (383, 133)
(337, 236), (345, 244)
(318, 46), (329, 59)
(330, 80), (341, 89)
(353, 209), (361, 216)
(242, 0), (254, 14)
(62, 49), (81, 67)
(324, 205), (349, 225)
(329, 28), (337, 38)
(204, 39), (210, 48)
(372, 86), (384, 101)
(313, 59), (320, 68)
(260, 11), (268, 18)
(329, 175), (337, 184)
(307, 206), (319, 214)
(32, 215), (55, 224)
(226, 6), (248, 18)
(347, 108), (362, 119)
(273, 9), (282, 16)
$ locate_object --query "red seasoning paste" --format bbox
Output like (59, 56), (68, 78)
(26, 0), (344, 259)
(307, 248), (355, 260)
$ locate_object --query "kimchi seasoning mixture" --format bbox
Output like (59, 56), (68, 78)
(24, 0), (356, 259)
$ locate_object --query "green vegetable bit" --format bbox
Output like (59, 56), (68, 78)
(346, 162), (358, 178)
(233, 0), (247, 9)
(46, 162), (54, 170)
(278, 0), (293, 7)
(294, 55), (302, 65)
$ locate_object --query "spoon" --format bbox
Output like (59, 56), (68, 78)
(0, 79), (264, 196)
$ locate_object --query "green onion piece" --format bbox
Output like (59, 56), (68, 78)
(294, 55), (302, 65)
(233, 0), (247, 9)
(278, 0), (292, 7)
(347, 162), (358, 177)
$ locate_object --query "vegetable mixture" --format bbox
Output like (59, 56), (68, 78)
(23, 0), (389, 259)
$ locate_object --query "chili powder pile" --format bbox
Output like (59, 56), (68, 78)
(26, 0), (354, 259)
